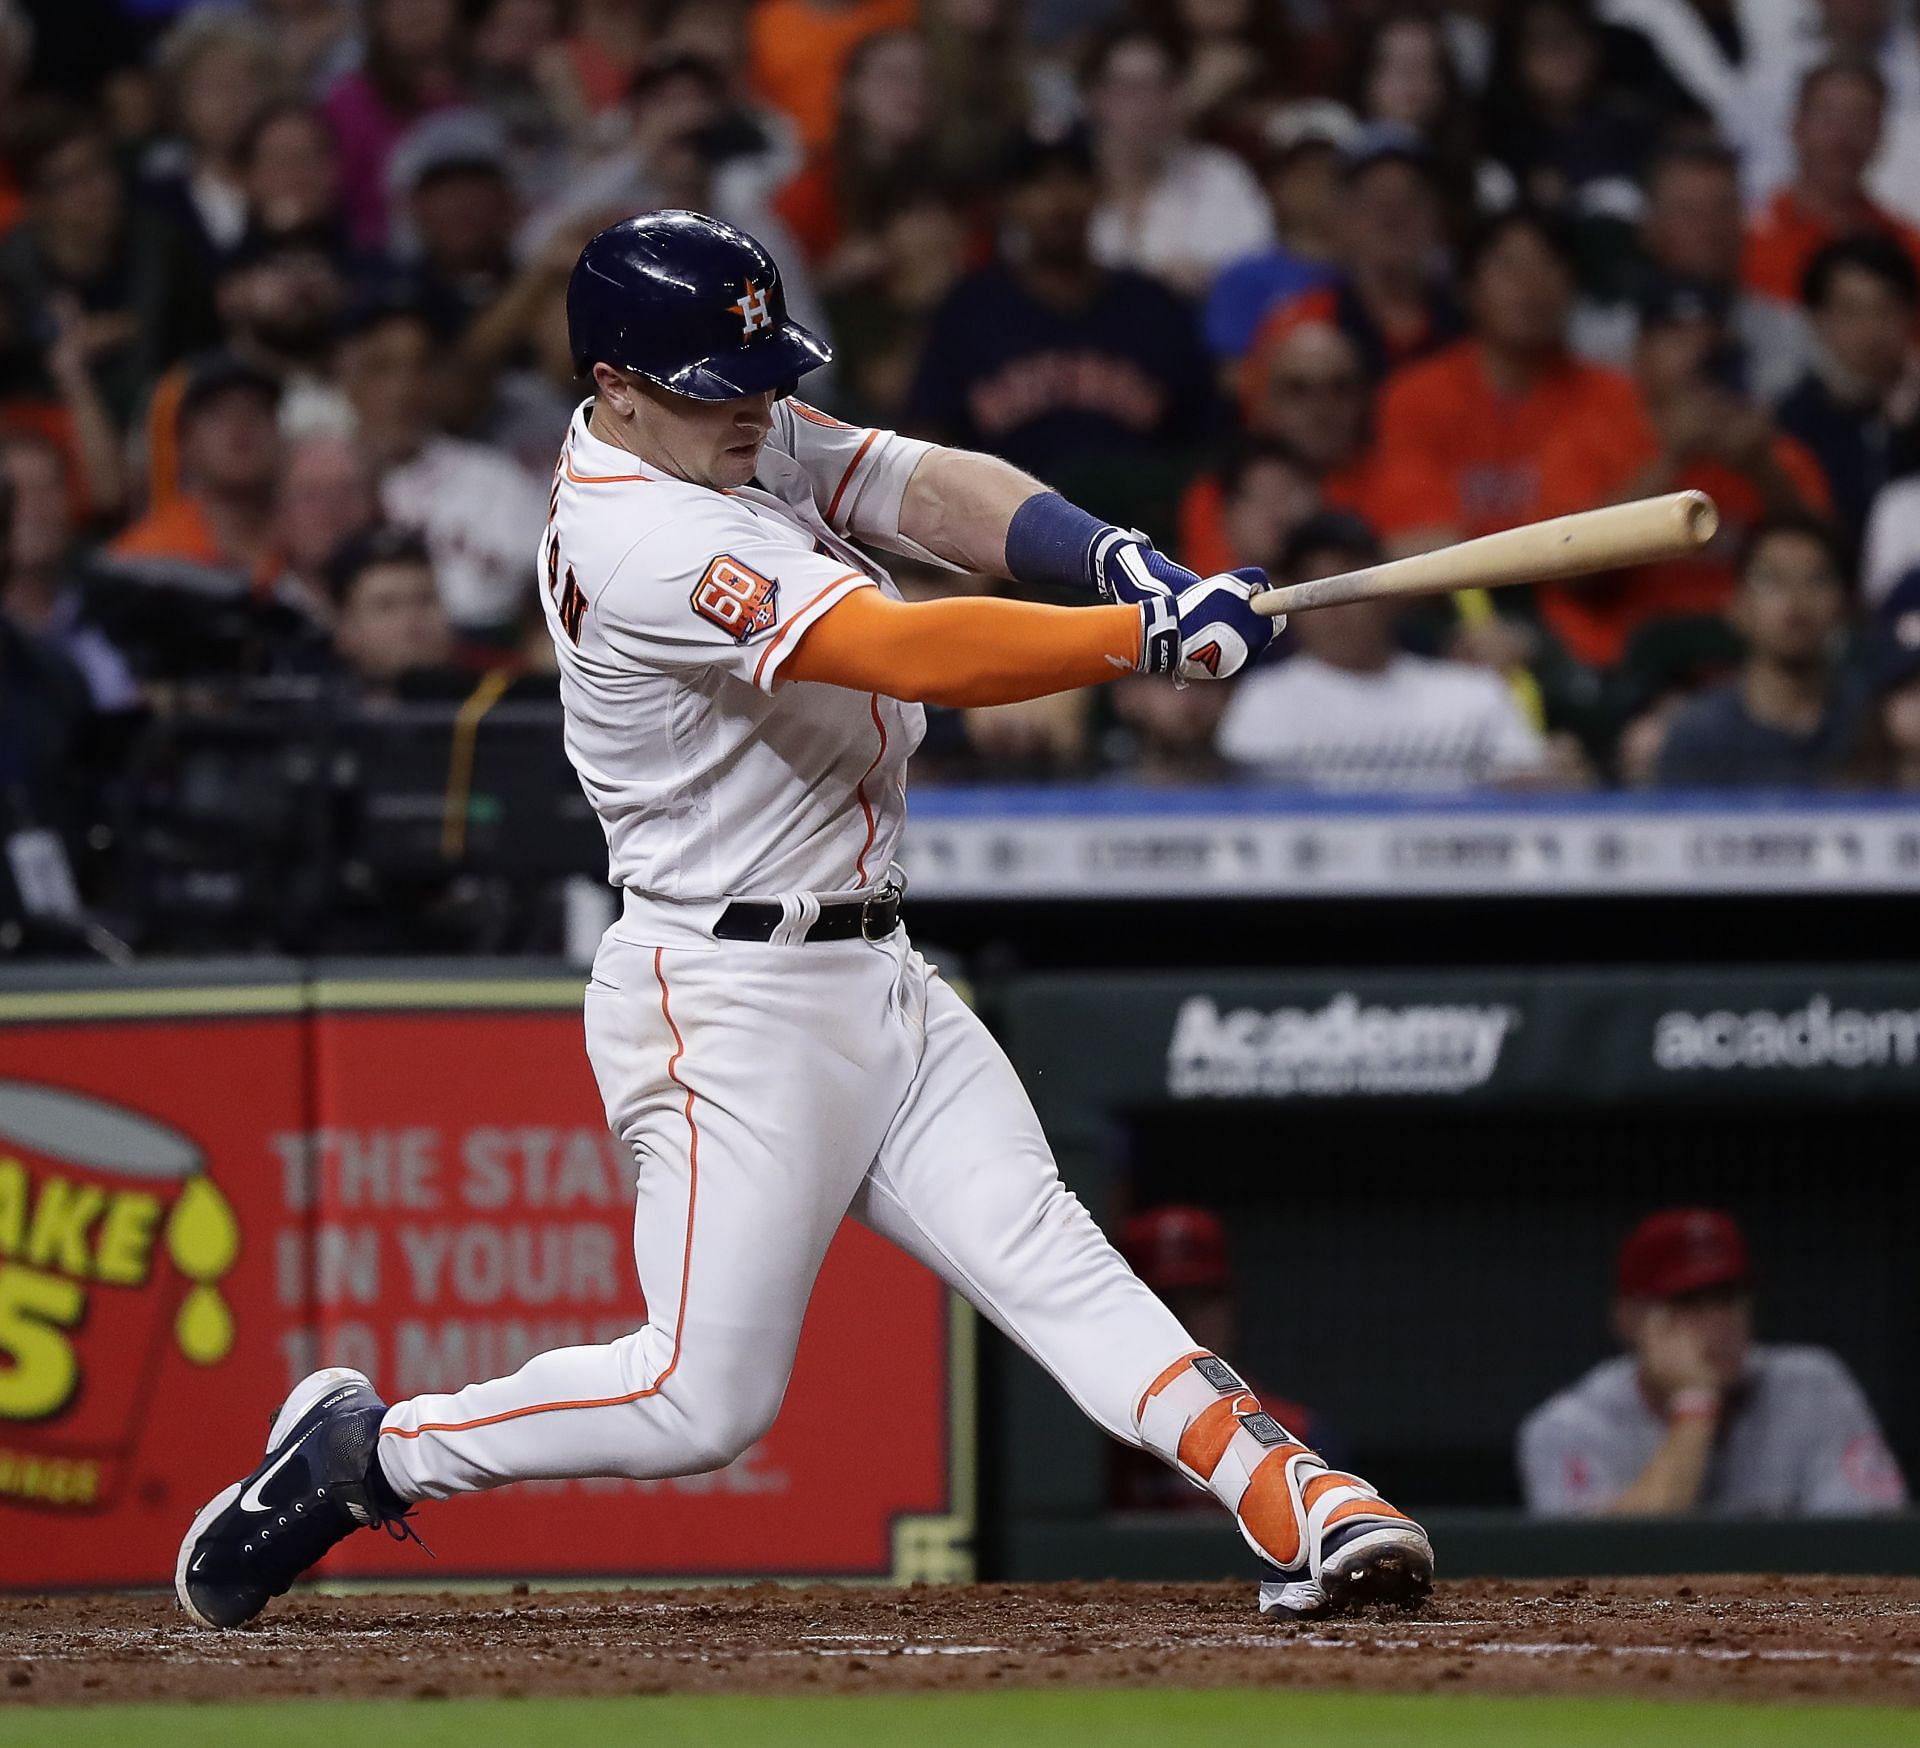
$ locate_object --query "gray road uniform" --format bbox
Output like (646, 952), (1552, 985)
(1518, 1345), (1907, 1517)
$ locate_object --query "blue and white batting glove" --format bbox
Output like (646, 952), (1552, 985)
(1093, 531), (1283, 682)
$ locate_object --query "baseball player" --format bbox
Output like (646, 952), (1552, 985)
(177, 211), (1433, 1629)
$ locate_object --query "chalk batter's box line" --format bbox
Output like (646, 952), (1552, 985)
(0, 980), (588, 1025)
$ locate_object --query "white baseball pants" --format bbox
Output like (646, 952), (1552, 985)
(376, 928), (1197, 1498)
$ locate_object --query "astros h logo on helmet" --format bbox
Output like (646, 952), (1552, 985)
(730, 280), (772, 338)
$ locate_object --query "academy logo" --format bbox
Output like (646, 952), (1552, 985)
(1167, 993), (1517, 1098)
(730, 280), (772, 337)
(1653, 995), (1920, 1071)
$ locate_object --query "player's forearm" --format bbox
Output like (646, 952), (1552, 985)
(895, 446), (1053, 577)
(782, 587), (1140, 707)
(1603, 1414), (1717, 1515)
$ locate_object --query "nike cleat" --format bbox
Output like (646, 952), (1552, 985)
(175, 1367), (424, 1629)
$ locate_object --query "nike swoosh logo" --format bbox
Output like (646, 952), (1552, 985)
(239, 1425), (319, 1514)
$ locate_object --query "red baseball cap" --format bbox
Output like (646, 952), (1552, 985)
(1121, 1205), (1231, 1294)
(1616, 1208), (1752, 1300)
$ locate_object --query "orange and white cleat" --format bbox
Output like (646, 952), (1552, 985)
(1133, 1350), (1434, 1620)
(1249, 1452), (1435, 1619)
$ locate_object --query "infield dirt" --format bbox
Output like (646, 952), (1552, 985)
(4, 1578), (1917, 1709)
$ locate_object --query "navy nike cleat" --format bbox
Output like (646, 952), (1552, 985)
(175, 1367), (425, 1629)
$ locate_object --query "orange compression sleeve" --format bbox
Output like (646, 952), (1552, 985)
(780, 585), (1142, 707)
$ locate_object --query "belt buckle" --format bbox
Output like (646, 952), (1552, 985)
(860, 879), (899, 942)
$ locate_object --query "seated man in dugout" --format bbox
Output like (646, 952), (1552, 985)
(1517, 1208), (1907, 1517)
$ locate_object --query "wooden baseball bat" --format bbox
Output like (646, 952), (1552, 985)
(1249, 490), (1720, 618)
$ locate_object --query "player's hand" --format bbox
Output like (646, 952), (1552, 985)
(1637, 1305), (1721, 1401)
(1091, 528), (1196, 607)
(1093, 534), (1282, 684)
(1136, 565), (1282, 684)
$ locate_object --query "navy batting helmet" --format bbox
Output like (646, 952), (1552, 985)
(566, 209), (832, 400)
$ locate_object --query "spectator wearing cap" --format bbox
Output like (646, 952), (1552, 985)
(386, 110), (519, 340)
(1374, 209), (1641, 549)
(1655, 513), (1865, 788)
(336, 300), (545, 638)
(1847, 563), (1920, 785)
(1083, 27), (1275, 298)
(1742, 60), (1920, 312)
(1518, 1207), (1905, 1516)
(1215, 512), (1552, 792)
(319, 0), (466, 250)
(1200, 103), (1353, 367)
(1574, 142), (1812, 408)
(904, 129), (1213, 517)
(1244, 139), (1464, 391)
(1775, 235), (1920, 548)
(107, 353), (285, 592)
(1534, 280), (1830, 669)
(1109, 1205), (1326, 1511)
(324, 525), (455, 698)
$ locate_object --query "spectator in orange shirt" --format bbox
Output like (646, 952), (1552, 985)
(1175, 437), (1320, 578)
(1246, 137), (1463, 386)
(1179, 320), (1451, 570)
(1535, 282), (1832, 668)
(749, 0), (917, 153)
(1743, 59), (1920, 311)
(1375, 207), (1641, 546)
(108, 353), (285, 591)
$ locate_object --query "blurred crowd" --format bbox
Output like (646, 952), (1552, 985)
(7, 0), (1920, 924)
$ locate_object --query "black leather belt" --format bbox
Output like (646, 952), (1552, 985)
(713, 881), (903, 944)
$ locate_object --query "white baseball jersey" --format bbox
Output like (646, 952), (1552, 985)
(372, 380), (1406, 1610)
(536, 398), (933, 907)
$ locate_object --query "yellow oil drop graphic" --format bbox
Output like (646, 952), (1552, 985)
(165, 1175), (238, 1282)
(175, 1284), (234, 1365)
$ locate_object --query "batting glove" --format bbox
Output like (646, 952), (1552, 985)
(1093, 532), (1283, 682)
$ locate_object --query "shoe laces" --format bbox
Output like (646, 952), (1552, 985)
(379, 1511), (435, 1559)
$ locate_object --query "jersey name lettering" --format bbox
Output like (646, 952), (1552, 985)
(692, 555), (780, 642)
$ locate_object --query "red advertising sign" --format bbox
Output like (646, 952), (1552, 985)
(0, 976), (971, 1590)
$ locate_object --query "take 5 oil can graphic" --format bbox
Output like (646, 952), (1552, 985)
(0, 1081), (239, 1510)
